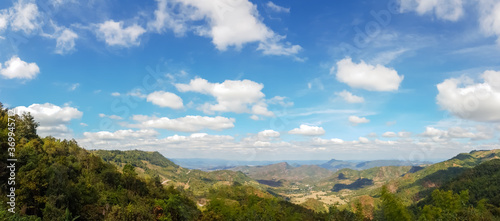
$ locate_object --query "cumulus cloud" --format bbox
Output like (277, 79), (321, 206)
(335, 90), (365, 103)
(148, 0), (188, 35)
(398, 131), (412, 137)
(382, 131), (397, 137)
(54, 28), (78, 54)
(9, 0), (41, 34)
(14, 103), (82, 138)
(98, 113), (123, 120)
(421, 126), (493, 141)
(336, 57), (404, 91)
(176, 77), (274, 117)
(399, 0), (464, 21)
(147, 0), (301, 56)
(83, 129), (159, 141)
(41, 21), (79, 54)
(478, 0), (500, 44)
(358, 137), (370, 144)
(436, 70), (500, 122)
(267, 96), (294, 107)
(146, 91), (184, 109)
(258, 129), (280, 138)
(0, 56), (40, 79)
(76, 128), (499, 160)
(288, 124), (325, 136)
(266, 2), (290, 13)
(312, 137), (344, 144)
(127, 115), (235, 132)
(78, 131), (238, 155)
(349, 115), (370, 125)
(0, 11), (8, 32)
(96, 20), (146, 47)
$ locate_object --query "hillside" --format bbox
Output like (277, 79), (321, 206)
(320, 159), (430, 171)
(387, 149), (500, 205)
(92, 149), (260, 197)
(230, 162), (334, 184)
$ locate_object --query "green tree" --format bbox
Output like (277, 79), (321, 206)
(377, 186), (412, 221)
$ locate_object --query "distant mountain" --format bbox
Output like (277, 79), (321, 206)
(319, 158), (431, 171)
(229, 162), (334, 184)
(171, 158), (328, 171)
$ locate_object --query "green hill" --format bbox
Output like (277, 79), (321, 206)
(92, 149), (260, 197)
(230, 162), (334, 184)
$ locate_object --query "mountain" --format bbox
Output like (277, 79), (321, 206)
(92, 149), (260, 197)
(171, 158), (328, 171)
(229, 162), (334, 184)
(388, 149), (500, 204)
(319, 159), (431, 171)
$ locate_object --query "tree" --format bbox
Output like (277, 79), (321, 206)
(377, 186), (412, 221)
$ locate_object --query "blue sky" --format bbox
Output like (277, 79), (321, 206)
(1, 0), (500, 161)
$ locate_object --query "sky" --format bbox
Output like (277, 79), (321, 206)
(1, 0), (500, 162)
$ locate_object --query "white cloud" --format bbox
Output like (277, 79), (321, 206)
(399, 0), (464, 21)
(421, 126), (493, 141)
(266, 2), (290, 13)
(80, 122), (88, 127)
(176, 77), (274, 117)
(398, 131), (412, 137)
(55, 28), (78, 54)
(479, 0), (500, 44)
(96, 20), (146, 47)
(336, 57), (404, 91)
(111, 92), (121, 96)
(268, 96), (294, 107)
(147, 0), (301, 56)
(312, 137), (344, 144)
(41, 21), (79, 54)
(9, 0), (41, 34)
(0, 56), (40, 79)
(128, 115), (235, 132)
(288, 124), (325, 136)
(358, 137), (370, 144)
(256, 35), (302, 56)
(69, 83), (79, 91)
(78, 131), (237, 155)
(127, 89), (147, 98)
(99, 113), (123, 120)
(148, 0), (187, 35)
(421, 126), (448, 138)
(336, 90), (365, 103)
(76, 127), (499, 160)
(147, 91), (184, 109)
(254, 141), (271, 147)
(436, 70), (500, 122)
(0, 11), (8, 32)
(83, 129), (159, 141)
(14, 103), (82, 138)
(382, 131), (397, 137)
(349, 115), (370, 125)
(258, 129), (280, 138)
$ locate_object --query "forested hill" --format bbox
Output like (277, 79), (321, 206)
(91, 149), (261, 197)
